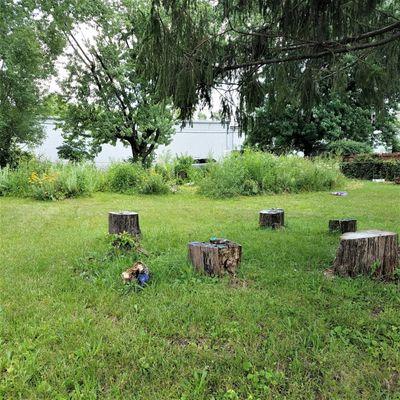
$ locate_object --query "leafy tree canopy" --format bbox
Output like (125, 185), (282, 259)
(246, 93), (399, 156)
(140, 0), (400, 125)
(57, 0), (176, 165)
(0, 0), (65, 167)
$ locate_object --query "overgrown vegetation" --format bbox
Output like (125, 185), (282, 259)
(199, 151), (344, 198)
(0, 152), (345, 200)
(1, 183), (399, 399)
(341, 155), (400, 181)
(0, 160), (102, 200)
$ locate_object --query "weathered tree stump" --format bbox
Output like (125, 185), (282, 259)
(329, 219), (357, 233)
(259, 209), (284, 229)
(108, 211), (141, 236)
(188, 238), (242, 276)
(333, 230), (399, 280)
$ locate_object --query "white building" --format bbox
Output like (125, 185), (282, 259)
(34, 119), (244, 166)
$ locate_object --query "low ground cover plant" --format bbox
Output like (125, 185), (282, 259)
(1, 183), (399, 398)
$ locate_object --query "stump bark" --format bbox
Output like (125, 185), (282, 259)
(333, 230), (399, 280)
(108, 211), (141, 236)
(259, 209), (284, 229)
(329, 219), (357, 233)
(188, 238), (242, 276)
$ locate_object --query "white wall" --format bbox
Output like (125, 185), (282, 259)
(34, 119), (244, 166)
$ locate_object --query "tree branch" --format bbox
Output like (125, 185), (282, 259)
(218, 30), (400, 73)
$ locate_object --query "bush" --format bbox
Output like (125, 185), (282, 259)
(341, 155), (400, 181)
(0, 159), (102, 200)
(106, 162), (145, 193)
(138, 171), (171, 194)
(0, 159), (52, 197)
(198, 150), (344, 198)
(173, 155), (194, 183)
(327, 140), (372, 156)
(106, 162), (171, 194)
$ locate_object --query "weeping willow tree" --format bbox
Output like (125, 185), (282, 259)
(139, 0), (400, 129)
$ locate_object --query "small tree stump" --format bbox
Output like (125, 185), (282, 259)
(108, 211), (141, 237)
(259, 209), (284, 229)
(333, 230), (399, 280)
(188, 238), (242, 276)
(329, 219), (357, 233)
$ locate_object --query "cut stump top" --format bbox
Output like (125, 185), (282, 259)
(260, 208), (284, 214)
(340, 230), (397, 240)
(109, 211), (138, 216)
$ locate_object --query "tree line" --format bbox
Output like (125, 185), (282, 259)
(1, 0), (399, 167)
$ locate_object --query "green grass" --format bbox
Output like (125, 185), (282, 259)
(0, 182), (399, 399)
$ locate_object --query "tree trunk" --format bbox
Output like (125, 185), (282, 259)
(259, 209), (284, 229)
(329, 219), (357, 233)
(333, 230), (399, 280)
(108, 211), (141, 236)
(188, 238), (242, 276)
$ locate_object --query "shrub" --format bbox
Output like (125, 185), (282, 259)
(199, 150), (343, 198)
(173, 155), (194, 183)
(327, 140), (372, 156)
(341, 155), (400, 181)
(0, 159), (102, 200)
(138, 171), (171, 194)
(0, 159), (52, 197)
(106, 162), (145, 193)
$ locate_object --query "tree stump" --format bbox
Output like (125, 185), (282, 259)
(188, 238), (242, 276)
(259, 209), (284, 229)
(333, 230), (399, 280)
(329, 219), (357, 233)
(108, 211), (141, 237)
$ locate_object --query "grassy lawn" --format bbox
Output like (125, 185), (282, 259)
(0, 182), (399, 399)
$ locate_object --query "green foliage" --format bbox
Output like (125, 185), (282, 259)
(199, 150), (344, 198)
(0, 160), (103, 200)
(105, 162), (171, 195)
(108, 232), (140, 253)
(59, 0), (176, 165)
(106, 162), (146, 193)
(247, 96), (396, 156)
(341, 155), (400, 181)
(142, 0), (400, 126)
(138, 172), (171, 195)
(0, 0), (65, 167)
(1, 184), (400, 398)
(327, 140), (372, 156)
(173, 155), (195, 183)
(57, 138), (100, 162)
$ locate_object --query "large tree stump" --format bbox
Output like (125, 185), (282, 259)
(259, 209), (284, 229)
(188, 238), (242, 276)
(329, 219), (357, 234)
(333, 230), (399, 280)
(108, 211), (141, 237)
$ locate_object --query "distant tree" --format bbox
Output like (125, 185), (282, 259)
(59, 1), (176, 165)
(0, 0), (65, 167)
(246, 94), (399, 156)
(57, 138), (100, 162)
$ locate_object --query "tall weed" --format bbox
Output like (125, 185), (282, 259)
(199, 150), (344, 198)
